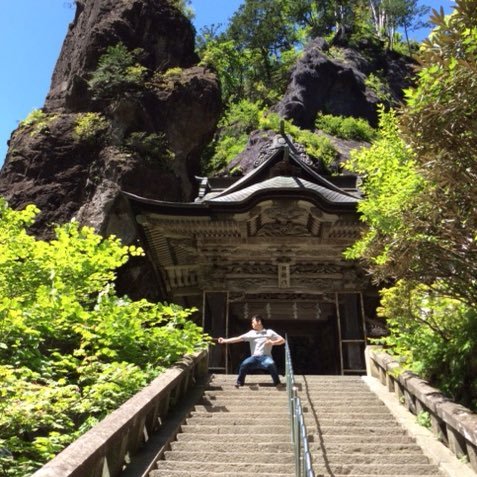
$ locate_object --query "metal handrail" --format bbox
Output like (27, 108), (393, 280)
(285, 338), (315, 477)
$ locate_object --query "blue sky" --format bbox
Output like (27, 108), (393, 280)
(0, 0), (454, 164)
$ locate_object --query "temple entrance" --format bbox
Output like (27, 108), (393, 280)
(203, 291), (366, 376)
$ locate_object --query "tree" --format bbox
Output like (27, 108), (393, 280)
(226, 0), (298, 87)
(0, 199), (210, 476)
(369, 0), (430, 50)
(346, 0), (477, 406)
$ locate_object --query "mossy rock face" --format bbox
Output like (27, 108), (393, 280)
(275, 37), (416, 129)
(0, 0), (221, 301)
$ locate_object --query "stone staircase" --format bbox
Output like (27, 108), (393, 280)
(149, 374), (445, 477)
(296, 375), (444, 477)
(151, 374), (293, 477)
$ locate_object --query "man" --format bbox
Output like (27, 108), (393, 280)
(218, 314), (285, 388)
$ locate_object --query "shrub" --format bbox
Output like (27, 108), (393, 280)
(0, 199), (210, 476)
(88, 43), (147, 99)
(259, 112), (337, 166)
(205, 100), (262, 173)
(19, 109), (56, 136)
(376, 280), (477, 409)
(124, 131), (174, 165)
(365, 72), (392, 103)
(73, 112), (108, 142)
(315, 113), (376, 142)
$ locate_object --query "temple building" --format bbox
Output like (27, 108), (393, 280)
(123, 133), (380, 376)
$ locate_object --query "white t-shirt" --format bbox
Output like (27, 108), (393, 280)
(240, 329), (282, 356)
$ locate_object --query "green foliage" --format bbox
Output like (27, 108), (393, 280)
(259, 112), (338, 166)
(205, 100), (262, 173)
(315, 113), (376, 142)
(0, 199), (210, 476)
(345, 2), (477, 410)
(163, 67), (183, 78)
(368, 0), (430, 50)
(124, 131), (174, 165)
(168, 0), (194, 19)
(19, 109), (56, 136)
(376, 280), (477, 409)
(344, 108), (423, 270)
(73, 112), (108, 143)
(365, 72), (393, 102)
(88, 43), (147, 99)
(416, 410), (431, 429)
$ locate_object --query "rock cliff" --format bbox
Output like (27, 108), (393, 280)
(276, 37), (415, 129)
(0, 0), (221, 299)
(0, 0), (221, 240)
(228, 37), (416, 176)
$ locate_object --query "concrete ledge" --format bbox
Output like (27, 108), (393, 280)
(366, 345), (477, 473)
(363, 375), (476, 477)
(32, 350), (208, 477)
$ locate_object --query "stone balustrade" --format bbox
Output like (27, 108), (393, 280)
(366, 346), (477, 471)
(31, 350), (208, 477)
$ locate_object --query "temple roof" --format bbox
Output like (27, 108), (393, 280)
(201, 176), (358, 205)
(123, 132), (361, 214)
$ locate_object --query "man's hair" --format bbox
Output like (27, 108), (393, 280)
(251, 314), (265, 327)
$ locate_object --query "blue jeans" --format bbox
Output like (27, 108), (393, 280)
(237, 355), (280, 385)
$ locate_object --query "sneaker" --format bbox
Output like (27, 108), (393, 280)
(275, 382), (285, 389)
(234, 382), (243, 389)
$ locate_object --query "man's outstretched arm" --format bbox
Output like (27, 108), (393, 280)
(218, 336), (244, 344)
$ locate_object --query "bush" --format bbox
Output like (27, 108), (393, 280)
(205, 100), (262, 173)
(365, 72), (392, 103)
(376, 280), (477, 410)
(124, 131), (174, 165)
(259, 112), (337, 166)
(88, 43), (147, 99)
(0, 199), (210, 476)
(315, 113), (376, 142)
(73, 112), (108, 142)
(19, 109), (56, 136)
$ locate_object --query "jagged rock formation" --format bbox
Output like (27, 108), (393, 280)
(227, 37), (415, 176)
(0, 0), (221, 238)
(276, 37), (416, 129)
(0, 0), (221, 299)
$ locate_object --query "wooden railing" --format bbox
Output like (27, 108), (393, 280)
(32, 350), (208, 477)
(365, 345), (477, 472)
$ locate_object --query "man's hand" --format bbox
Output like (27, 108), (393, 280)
(218, 337), (225, 344)
(266, 337), (285, 346)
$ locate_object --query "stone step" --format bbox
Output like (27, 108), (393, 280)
(304, 418), (398, 427)
(314, 434), (415, 444)
(155, 461), (294, 474)
(150, 471), (293, 477)
(198, 391), (382, 407)
(199, 395), (287, 403)
(186, 416), (289, 426)
(202, 391), (287, 398)
(175, 433), (291, 443)
(313, 464), (441, 475)
(298, 384), (370, 389)
(306, 412), (392, 419)
(302, 402), (386, 408)
(193, 404), (289, 413)
(311, 426), (406, 436)
(298, 392), (381, 399)
(181, 424), (290, 434)
(170, 441), (293, 453)
(163, 451), (294, 464)
(322, 442), (423, 454)
(313, 453), (430, 465)
(190, 409), (288, 417)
